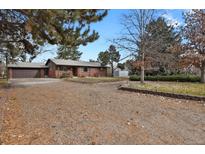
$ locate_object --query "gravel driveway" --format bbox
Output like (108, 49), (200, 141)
(9, 78), (61, 86)
(0, 81), (205, 144)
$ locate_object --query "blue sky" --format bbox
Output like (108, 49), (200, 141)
(33, 9), (185, 63)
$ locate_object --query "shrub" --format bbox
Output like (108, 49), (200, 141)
(129, 74), (200, 82)
(60, 72), (72, 78)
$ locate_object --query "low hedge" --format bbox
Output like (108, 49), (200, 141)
(129, 74), (200, 82)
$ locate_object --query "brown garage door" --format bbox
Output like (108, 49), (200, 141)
(12, 68), (40, 78)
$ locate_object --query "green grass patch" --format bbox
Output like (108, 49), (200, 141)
(128, 82), (205, 97)
(65, 77), (127, 83)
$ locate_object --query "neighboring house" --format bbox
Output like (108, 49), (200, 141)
(8, 59), (110, 78)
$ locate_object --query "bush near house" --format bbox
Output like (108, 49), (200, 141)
(129, 74), (200, 82)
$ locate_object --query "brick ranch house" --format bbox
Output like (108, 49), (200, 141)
(8, 59), (110, 78)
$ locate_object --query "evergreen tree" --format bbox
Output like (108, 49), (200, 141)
(56, 45), (82, 60)
(0, 10), (107, 63)
(98, 45), (120, 76)
(144, 17), (182, 74)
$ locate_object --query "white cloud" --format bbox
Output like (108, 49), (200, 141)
(161, 14), (181, 28)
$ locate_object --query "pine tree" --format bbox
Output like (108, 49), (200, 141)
(144, 17), (182, 74)
(56, 45), (82, 60)
(0, 10), (107, 63)
(97, 45), (120, 76)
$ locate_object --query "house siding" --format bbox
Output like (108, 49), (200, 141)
(55, 66), (73, 78)
(47, 60), (56, 78)
(40, 68), (45, 77)
(46, 59), (108, 78)
(77, 67), (107, 77)
(8, 68), (12, 78)
(8, 60), (109, 78)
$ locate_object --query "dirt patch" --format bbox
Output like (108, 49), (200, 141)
(0, 81), (205, 144)
(0, 89), (54, 144)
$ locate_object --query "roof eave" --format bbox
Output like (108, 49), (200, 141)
(54, 64), (109, 68)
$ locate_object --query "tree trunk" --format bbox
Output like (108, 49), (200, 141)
(140, 65), (145, 83)
(5, 52), (8, 81)
(140, 47), (145, 83)
(111, 63), (114, 77)
(201, 61), (205, 83)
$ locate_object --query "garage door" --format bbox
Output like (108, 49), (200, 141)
(12, 68), (40, 78)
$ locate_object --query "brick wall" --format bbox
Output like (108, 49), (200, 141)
(8, 68), (12, 78)
(40, 69), (45, 78)
(77, 67), (107, 77)
(46, 61), (108, 78)
(47, 60), (56, 78)
(55, 70), (73, 78)
(48, 70), (56, 78)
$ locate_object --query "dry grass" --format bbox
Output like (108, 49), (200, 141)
(65, 77), (128, 84)
(0, 79), (8, 88)
(128, 81), (205, 97)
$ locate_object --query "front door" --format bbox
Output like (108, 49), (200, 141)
(72, 67), (78, 76)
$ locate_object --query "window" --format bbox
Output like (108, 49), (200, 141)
(59, 66), (68, 71)
(83, 67), (88, 72)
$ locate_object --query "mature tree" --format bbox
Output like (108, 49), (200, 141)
(181, 10), (205, 83)
(144, 17), (182, 74)
(89, 59), (98, 62)
(124, 59), (139, 75)
(56, 45), (82, 60)
(97, 45), (120, 76)
(117, 63), (125, 70)
(0, 9), (107, 63)
(113, 10), (155, 83)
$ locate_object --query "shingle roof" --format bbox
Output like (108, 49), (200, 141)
(8, 62), (48, 68)
(48, 59), (109, 67)
(7, 59), (109, 68)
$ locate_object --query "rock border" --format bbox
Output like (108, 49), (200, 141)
(118, 86), (205, 102)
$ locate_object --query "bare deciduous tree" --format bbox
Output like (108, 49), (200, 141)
(113, 10), (155, 83)
(181, 9), (205, 83)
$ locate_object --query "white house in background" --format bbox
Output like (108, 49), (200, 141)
(114, 68), (129, 77)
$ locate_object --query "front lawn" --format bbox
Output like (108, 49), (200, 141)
(65, 77), (127, 83)
(128, 81), (205, 97)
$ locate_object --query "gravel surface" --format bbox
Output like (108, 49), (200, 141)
(0, 89), (8, 144)
(9, 78), (61, 86)
(0, 80), (205, 144)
